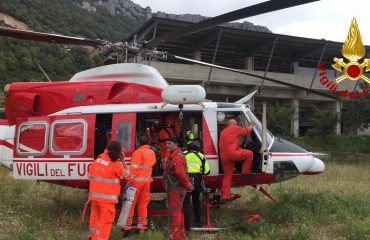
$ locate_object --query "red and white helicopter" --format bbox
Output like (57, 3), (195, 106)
(0, 0), (328, 226)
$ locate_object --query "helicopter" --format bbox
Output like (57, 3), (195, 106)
(0, 0), (327, 227)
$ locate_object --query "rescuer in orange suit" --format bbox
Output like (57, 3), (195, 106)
(219, 119), (255, 203)
(163, 137), (194, 240)
(122, 134), (156, 234)
(87, 140), (128, 240)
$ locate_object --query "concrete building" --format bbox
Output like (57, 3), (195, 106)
(125, 17), (370, 136)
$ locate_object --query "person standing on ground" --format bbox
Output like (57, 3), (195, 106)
(183, 140), (210, 230)
(163, 137), (194, 240)
(87, 140), (127, 240)
(122, 134), (156, 235)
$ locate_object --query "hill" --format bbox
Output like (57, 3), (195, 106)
(0, 1), (272, 87)
(0, 0), (151, 86)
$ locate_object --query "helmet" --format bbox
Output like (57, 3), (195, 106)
(217, 112), (225, 123)
(185, 130), (196, 145)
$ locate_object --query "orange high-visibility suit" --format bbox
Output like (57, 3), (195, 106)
(88, 149), (125, 240)
(219, 125), (253, 200)
(122, 145), (156, 231)
(163, 148), (191, 240)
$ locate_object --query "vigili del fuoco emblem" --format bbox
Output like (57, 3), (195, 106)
(332, 18), (370, 83)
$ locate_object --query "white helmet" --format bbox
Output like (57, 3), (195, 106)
(217, 112), (225, 123)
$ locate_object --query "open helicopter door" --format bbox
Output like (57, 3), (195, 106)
(111, 113), (136, 160)
(261, 102), (270, 173)
(14, 114), (96, 179)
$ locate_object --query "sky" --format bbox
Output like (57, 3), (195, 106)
(132, 0), (370, 45)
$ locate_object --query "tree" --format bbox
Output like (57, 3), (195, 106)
(266, 104), (294, 137)
(307, 106), (339, 138)
(342, 94), (370, 134)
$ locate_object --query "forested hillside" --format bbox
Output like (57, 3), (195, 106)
(0, 0), (149, 87)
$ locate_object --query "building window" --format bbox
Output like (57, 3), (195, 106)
(17, 121), (48, 156)
(50, 119), (87, 155)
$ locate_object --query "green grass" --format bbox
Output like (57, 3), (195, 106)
(287, 135), (370, 153)
(1, 152), (370, 239)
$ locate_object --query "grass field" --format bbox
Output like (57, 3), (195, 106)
(1, 152), (370, 240)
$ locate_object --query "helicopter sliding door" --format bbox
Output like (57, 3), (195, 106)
(111, 113), (136, 162)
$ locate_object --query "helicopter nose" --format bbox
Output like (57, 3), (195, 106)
(302, 157), (325, 175)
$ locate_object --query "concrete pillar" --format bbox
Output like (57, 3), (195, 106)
(291, 98), (299, 137)
(292, 62), (299, 74)
(335, 100), (341, 135)
(243, 57), (254, 70)
(192, 51), (201, 61)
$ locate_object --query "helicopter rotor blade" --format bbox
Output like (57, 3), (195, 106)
(145, 0), (319, 48)
(0, 26), (108, 47)
(168, 54), (338, 100)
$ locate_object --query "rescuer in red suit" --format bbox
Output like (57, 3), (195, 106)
(87, 140), (127, 240)
(163, 137), (194, 240)
(219, 119), (255, 202)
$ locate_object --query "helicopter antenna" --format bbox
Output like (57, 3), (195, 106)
(37, 63), (51, 82)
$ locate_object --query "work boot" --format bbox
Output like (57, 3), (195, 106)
(194, 222), (202, 228)
(122, 230), (131, 238)
(220, 198), (231, 205)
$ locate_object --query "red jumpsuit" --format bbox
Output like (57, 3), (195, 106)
(122, 145), (156, 231)
(219, 125), (253, 199)
(163, 148), (191, 240)
(88, 150), (125, 240)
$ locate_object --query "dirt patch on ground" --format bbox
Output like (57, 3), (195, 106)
(0, 12), (28, 30)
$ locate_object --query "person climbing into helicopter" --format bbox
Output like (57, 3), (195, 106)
(183, 140), (210, 230)
(163, 137), (194, 240)
(219, 118), (255, 204)
(87, 140), (128, 240)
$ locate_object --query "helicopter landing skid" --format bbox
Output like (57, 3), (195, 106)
(254, 185), (277, 202)
(191, 192), (260, 232)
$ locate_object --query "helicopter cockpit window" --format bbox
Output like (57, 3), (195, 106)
(17, 121), (48, 156)
(116, 121), (132, 152)
(245, 109), (273, 147)
(50, 119), (87, 155)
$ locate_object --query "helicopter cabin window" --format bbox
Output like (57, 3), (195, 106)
(16, 121), (48, 156)
(50, 119), (87, 155)
(116, 121), (132, 152)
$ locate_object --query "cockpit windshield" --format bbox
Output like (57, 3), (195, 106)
(244, 108), (274, 148)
